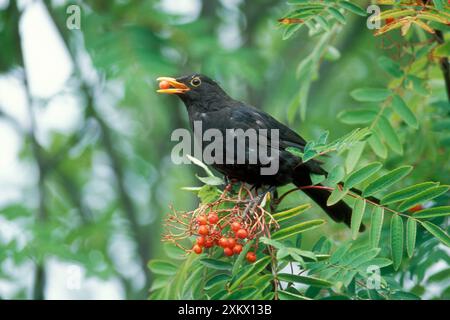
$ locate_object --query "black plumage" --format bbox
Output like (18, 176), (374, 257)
(158, 73), (356, 228)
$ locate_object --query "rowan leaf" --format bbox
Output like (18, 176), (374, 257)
(390, 215), (404, 271)
(398, 186), (449, 212)
(413, 206), (450, 219)
(351, 198), (366, 240)
(272, 219), (325, 240)
(277, 273), (333, 287)
(363, 166), (413, 197)
(381, 182), (438, 205)
(350, 88), (391, 102)
(370, 207), (384, 248)
(391, 95), (418, 129)
(406, 218), (417, 258)
(344, 162), (382, 189)
(338, 1), (367, 16)
(419, 221), (450, 247)
(377, 116), (403, 155)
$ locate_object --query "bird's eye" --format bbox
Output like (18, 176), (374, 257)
(190, 77), (201, 87)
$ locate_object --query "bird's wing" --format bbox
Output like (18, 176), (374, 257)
(227, 105), (307, 150)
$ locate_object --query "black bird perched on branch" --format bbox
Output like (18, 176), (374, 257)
(157, 73), (358, 229)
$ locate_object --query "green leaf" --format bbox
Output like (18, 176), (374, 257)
(350, 88), (391, 102)
(326, 165), (345, 185)
(344, 162), (382, 189)
(419, 221), (450, 247)
(391, 95), (418, 129)
(229, 257), (271, 291)
(378, 56), (403, 78)
(351, 199), (366, 240)
(277, 273), (333, 287)
(272, 219), (325, 241)
(311, 173), (326, 185)
(432, 0), (444, 10)
(198, 185), (221, 204)
(406, 218), (417, 258)
(390, 215), (404, 271)
(327, 188), (348, 206)
(368, 131), (387, 158)
(283, 23), (302, 40)
(345, 142), (365, 173)
(278, 290), (311, 300)
(363, 166), (413, 197)
(435, 41), (450, 58)
(381, 182), (438, 205)
(398, 186), (449, 212)
(414, 206), (450, 219)
(327, 7), (346, 24)
(204, 274), (230, 290)
(314, 15), (330, 31)
(199, 258), (232, 271)
(226, 287), (258, 299)
(272, 203), (311, 222)
(377, 116), (403, 155)
(232, 239), (255, 275)
(147, 260), (178, 276)
(338, 109), (377, 124)
(370, 207), (384, 248)
(338, 1), (367, 16)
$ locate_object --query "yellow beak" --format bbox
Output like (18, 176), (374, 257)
(157, 77), (190, 94)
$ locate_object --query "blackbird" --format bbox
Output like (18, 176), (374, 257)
(157, 73), (356, 228)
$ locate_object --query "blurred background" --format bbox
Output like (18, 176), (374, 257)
(0, 0), (448, 299)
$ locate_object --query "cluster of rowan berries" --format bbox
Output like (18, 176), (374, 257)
(191, 213), (257, 263)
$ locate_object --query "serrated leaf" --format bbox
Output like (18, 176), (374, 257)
(327, 7), (346, 24)
(338, 1), (367, 16)
(378, 56), (403, 78)
(283, 23), (302, 40)
(381, 182), (438, 205)
(419, 221), (450, 247)
(278, 290), (311, 300)
(368, 131), (387, 158)
(344, 162), (382, 189)
(398, 186), (449, 212)
(351, 199), (366, 240)
(327, 188), (348, 206)
(272, 203), (311, 222)
(406, 218), (417, 258)
(278, 273), (333, 287)
(272, 219), (325, 240)
(147, 260), (178, 276)
(370, 207), (384, 248)
(345, 142), (366, 173)
(229, 257), (271, 291)
(199, 258), (232, 271)
(338, 109), (378, 124)
(204, 274), (230, 290)
(377, 116), (403, 155)
(391, 215), (404, 271)
(363, 166), (413, 197)
(391, 95), (418, 129)
(350, 88), (391, 102)
(326, 165), (345, 185)
(414, 206), (450, 219)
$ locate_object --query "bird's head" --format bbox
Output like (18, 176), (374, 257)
(157, 74), (230, 107)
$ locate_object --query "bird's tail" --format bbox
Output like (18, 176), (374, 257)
(292, 169), (365, 231)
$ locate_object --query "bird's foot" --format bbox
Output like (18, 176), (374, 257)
(242, 186), (277, 217)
